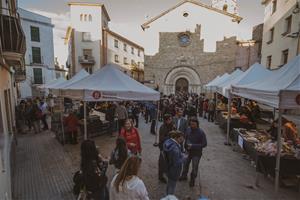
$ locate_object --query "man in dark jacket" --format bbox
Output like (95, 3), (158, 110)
(158, 114), (175, 183)
(149, 102), (157, 135)
(173, 108), (188, 134)
(180, 117), (207, 187)
(163, 131), (185, 195)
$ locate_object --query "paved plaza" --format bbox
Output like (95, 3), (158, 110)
(12, 117), (300, 200)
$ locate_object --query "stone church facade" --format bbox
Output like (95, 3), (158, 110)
(144, 25), (239, 95)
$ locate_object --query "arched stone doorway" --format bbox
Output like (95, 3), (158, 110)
(164, 66), (202, 95)
(175, 78), (189, 93)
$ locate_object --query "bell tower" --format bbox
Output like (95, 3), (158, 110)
(211, 0), (238, 15)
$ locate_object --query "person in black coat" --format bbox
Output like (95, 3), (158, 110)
(80, 140), (109, 200)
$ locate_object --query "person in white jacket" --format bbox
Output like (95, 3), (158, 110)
(110, 156), (150, 200)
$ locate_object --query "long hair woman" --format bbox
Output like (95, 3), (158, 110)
(109, 137), (130, 171)
(110, 156), (149, 200)
(119, 119), (142, 155)
(80, 140), (109, 200)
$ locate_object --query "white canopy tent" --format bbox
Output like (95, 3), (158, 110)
(204, 75), (220, 91)
(232, 55), (300, 109)
(50, 69), (90, 91)
(37, 77), (66, 90)
(60, 64), (160, 139)
(61, 64), (160, 101)
(231, 55), (300, 192)
(204, 73), (230, 92)
(216, 68), (244, 97)
(219, 63), (271, 98)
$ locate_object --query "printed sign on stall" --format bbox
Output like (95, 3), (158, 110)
(238, 135), (244, 149)
(92, 91), (102, 100)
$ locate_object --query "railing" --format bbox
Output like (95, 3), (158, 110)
(78, 56), (95, 65)
(14, 66), (26, 82)
(0, 8), (26, 56)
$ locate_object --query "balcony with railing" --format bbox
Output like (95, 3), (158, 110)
(0, 8), (26, 67)
(14, 66), (26, 82)
(78, 55), (95, 65)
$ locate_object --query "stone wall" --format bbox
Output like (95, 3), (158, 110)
(144, 26), (239, 94)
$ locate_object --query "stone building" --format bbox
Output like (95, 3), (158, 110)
(145, 25), (239, 94)
(142, 0), (243, 94)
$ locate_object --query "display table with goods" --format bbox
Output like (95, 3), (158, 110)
(78, 115), (110, 138)
(232, 128), (300, 182)
(217, 111), (256, 132)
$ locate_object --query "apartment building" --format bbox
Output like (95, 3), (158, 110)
(65, 2), (144, 81)
(19, 8), (56, 98)
(261, 0), (300, 69)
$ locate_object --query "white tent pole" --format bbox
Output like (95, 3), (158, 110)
(275, 107), (282, 193)
(60, 97), (65, 145)
(84, 101), (87, 140)
(225, 92), (232, 145)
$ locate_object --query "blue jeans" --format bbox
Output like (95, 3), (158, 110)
(181, 155), (201, 179)
(166, 178), (177, 195)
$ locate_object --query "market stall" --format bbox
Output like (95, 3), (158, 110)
(60, 63), (160, 140)
(231, 55), (300, 191)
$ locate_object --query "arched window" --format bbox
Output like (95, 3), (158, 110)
(84, 14), (87, 21)
(89, 14), (92, 21)
(223, 4), (228, 12)
(80, 14), (83, 21)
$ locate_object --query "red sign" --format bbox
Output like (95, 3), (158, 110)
(92, 91), (101, 100)
(296, 94), (300, 105)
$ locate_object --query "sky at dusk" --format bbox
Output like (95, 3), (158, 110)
(18, 0), (265, 67)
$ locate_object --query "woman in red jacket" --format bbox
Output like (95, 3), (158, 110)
(119, 119), (142, 155)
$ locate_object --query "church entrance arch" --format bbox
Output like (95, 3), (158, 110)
(175, 78), (189, 94)
(164, 66), (201, 95)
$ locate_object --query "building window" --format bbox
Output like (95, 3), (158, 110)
(266, 55), (272, 68)
(32, 47), (41, 64)
(137, 62), (140, 67)
(283, 15), (292, 36)
(114, 40), (119, 48)
(89, 14), (92, 21)
(30, 26), (40, 42)
(138, 50), (141, 57)
(123, 43), (127, 52)
(183, 12), (189, 17)
(131, 47), (134, 54)
(272, 0), (277, 14)
(82, 32), (91, 42)
(33, 68), (43, 84)
(281, 49), (289, 65)
(267, 27), (274, 44)
(223, 4), (228, 12)
(131, 59), (135, 65)
(80, 14), (83, 21)
(83, 49), (92, 59)
(114, 55), (119, 63)
(124, 57), (128, 64)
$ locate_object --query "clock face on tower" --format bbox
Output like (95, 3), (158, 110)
(178, 33), (191, 47)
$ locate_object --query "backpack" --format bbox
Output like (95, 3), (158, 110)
(73, 171), (84, 196)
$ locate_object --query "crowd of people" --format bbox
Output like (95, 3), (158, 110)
(73, 93), (211, 200)
(15, 96), (52, 135)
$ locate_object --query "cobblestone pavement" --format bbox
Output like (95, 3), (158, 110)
(13, 117), (300, 200)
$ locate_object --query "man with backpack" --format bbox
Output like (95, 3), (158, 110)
(163, 131), (185, 195)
